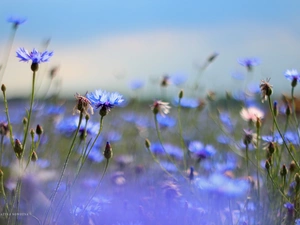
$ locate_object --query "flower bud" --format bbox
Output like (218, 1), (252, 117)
(31, 151), (38, 162)
(14, 139), (23, 159)
(36, 124), (43, 136)
(103, 141), (113, 160)
(280, 164), (288, 177)
(289, 161), (296, 173)
(179, 89), (184, 99)
(265, 160), (270, 171)
(30, 129), (35, 140)
(22, 117), (28, 126)
(145, 139), (151, 149)
(1, 84), (6, 92)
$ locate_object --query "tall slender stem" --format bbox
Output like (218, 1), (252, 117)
(43, 112), (83, 225)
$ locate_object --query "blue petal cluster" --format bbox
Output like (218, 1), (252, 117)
(7, 16), (27, 26)
(86, 89), (124, 110)
(284, 69), (300, 81)
(16, 48), (53, 64)
(238, 57), (261, 67)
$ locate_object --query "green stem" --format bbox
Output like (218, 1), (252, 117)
(80, 158), (110, 216)
(267, 96), (300, 170)
(177, 97), (188, 170)
(43, 112), (83, 225)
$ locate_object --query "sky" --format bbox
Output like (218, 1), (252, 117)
(0, 0), (300, 100)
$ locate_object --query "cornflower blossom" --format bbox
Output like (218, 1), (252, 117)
(129, 79), (144, 90)
(284, 69), (300, 87)
(86, 89), (124, 116)
(151, 100), (171, 116)
(16, 48), (53, 64)
(259, 78), (273, 103)
(7, 16), (27, 27)
(237, 57), (261, 71)
(240, 106), (264, 123)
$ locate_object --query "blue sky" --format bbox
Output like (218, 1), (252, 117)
(1, 1), (300, 99)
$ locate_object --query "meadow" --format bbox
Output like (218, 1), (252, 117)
(1, 16), (300, 225)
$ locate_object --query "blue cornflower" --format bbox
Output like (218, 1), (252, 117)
(285, 69), (300, 87)
(7, 16), (27, 27)
(129, 79), (144, 90)
(173, 97), (199, 108)
(238, 57), (260, 71)
(86, 89), (124, 116)
(16, 48), (53, 64)
(157, 114), (176, 128)
(188, 141), (216, 160)
(169, 73), (187, 86)
(284, 202), (294, 211)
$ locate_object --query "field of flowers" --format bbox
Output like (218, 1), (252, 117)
(1, 16), (300, 225)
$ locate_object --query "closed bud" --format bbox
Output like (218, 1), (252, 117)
(265, 160), (270, 171)
(31, 151), (38, 162)
(280, 164), (288, 177)
(30, 129), (35, 139)
(267, 142), (276, 155)
(14, 139), (23, 159)
(1, 84), (6, 92)
(85, 114), (90, 121)
(103, 142), (113, 160)
(289, 161), (296, 173)
(179, 89), (184, 99)
(22, 117), (28, 125)
(36, 124), (43, 136)
(286, 104), (291, 116)
(145, 139), (151, 149)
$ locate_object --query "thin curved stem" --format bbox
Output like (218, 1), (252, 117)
(267, 96), (300, 170)
(43, 112), (83, 225)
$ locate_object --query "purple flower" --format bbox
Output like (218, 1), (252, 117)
(188, 141), (216, 160)
(284, 202), (294, 211)
(86, 89), (124, 115)
(16, 48), (53, 64)
(284, 69), (300, 81)
(129, 79), (144, 90)
(7, 16), (27, 27)
(238, 57), (260, 71)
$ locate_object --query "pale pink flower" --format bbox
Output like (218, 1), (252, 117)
(240, 106), (264, 122)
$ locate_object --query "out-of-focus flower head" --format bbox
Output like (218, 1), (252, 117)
(86, 89), (124, 116)
(284, 69), (300, 87)
(151, 100), (171, 116)
(156, 114), (176, 128)
(161, 75), (170, 87)
(16, 48), (53, 64)
(7, 16), (27, 28)
(260, 78), (273, 102)
(238, 57), (261, 71)
(240, 106), (264, 123)
(173, 97), (200, 108)
(129, 79), (144, 90)
(188, 141), (216, 160)
(169, 73), (188, 86)
(73, 93), (93, 116)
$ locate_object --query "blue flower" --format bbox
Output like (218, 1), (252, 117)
(157, 114), (176, 128)
(173, 97), (199, 108)
(129, 79), (144, 90)
(188, 141), (216, 160)
(7, 16), (27, 26)
(86, 89), (124, 112)
(169, 73), (187, 86)
(238, 57), (260, 71)
(284, 202), (294, 211)
(285, 69), (300, 81)
(16, 48), (53, 64)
